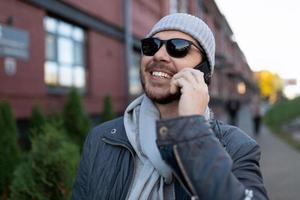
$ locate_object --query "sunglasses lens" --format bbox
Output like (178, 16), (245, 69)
(141, 38), (160, 56)
(141, 38), (192, 58)
(167, 39), (191, 58)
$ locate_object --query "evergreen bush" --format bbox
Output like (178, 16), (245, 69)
(47, 112), (64, 131)
(63, 88), (91, 145)
(29, 105), (47, 137)
(9, 124), (80, 200)
(100, 95), (116, 123)
(0, 101), (20, 198)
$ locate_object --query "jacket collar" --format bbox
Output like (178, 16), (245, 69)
(102, 117), (134, 152)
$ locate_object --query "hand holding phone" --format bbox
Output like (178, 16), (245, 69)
(170, 68), (210, 116)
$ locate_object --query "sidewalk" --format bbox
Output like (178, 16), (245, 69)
(237, 105), (300, 200)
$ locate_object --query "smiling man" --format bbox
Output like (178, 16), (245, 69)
(72, 13), (269, 200)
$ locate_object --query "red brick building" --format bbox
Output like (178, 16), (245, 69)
(0, 0), (256, 120)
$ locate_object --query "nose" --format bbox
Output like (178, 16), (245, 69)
(153, 44), (171, 63)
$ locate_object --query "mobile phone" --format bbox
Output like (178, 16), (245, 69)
(193, 60), (212, 85)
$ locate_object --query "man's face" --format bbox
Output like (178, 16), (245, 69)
(140, 30), (204, 104)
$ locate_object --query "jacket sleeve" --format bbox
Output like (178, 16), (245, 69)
(71, 129), (94, 200)
(156, 115), (269, 200)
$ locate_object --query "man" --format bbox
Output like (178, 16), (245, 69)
(251, 94), (263, 136)
(226, 97), (241, 125)
(72, 13), (269, 200)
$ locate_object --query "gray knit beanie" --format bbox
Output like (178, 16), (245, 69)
(146, 13), (216, 73)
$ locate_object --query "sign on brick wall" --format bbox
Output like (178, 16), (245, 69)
(0, 25), (29, 60)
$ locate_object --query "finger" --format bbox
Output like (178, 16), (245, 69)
(173, 68), (205, 84)
(181, 68), (205, 84)
(172, 69), (198, 85)
(171, 70), (207, 95)
(172, 68), (192, 79)
(170, 78), (187, 94)
(171, 77), (190, 93)
(170, 79), (178, 94)
(192, 69), (206, 84)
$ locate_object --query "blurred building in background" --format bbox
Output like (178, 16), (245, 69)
(0, 0), (257, 121)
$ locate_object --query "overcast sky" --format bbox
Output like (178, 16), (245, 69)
(215, 0), (300, 98)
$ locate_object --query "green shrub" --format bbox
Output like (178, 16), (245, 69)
(63, 88), (91, 145)
(47, 112), (64, 131)
(9, 124), (80, 200)
(264, 96), (300, 127)
(29, 105), (47, 137)
(0, 101), (20, 197)
(100, 95), (116, 123)
(264, 96), (300, 151)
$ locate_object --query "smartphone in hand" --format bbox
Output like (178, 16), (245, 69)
(193, 60), (211, 85)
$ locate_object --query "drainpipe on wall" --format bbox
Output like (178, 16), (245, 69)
(169, 0), (178, 13)
(124, 0), (132, 105)
(198, 0), (204, 18)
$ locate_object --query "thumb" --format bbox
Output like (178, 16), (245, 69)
(170, 80), (178, 94)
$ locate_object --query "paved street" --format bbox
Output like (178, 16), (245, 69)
(236, 105), (300, 200)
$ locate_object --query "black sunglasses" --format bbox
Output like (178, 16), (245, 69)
(141, 38), (205, 58)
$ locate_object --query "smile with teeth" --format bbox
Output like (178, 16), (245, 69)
(151, 71), (171, 79)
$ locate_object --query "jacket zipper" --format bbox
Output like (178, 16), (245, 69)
(173, 144), (199, 200)
(102, 137), (136, 198)
(171, 166), (193, 197)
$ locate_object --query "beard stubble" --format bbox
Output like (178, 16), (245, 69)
(140, 68), (181, 104)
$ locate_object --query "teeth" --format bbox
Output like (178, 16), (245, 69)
(152, 71), (170, 78)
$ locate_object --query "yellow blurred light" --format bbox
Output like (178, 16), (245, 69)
(237, 82), (246, 94)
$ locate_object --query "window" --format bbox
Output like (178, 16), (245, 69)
(129, 51), (142, 98)
(44, 17), (86, 90)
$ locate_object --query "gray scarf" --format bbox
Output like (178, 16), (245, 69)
(124, 94), (211, 200)
(124, 95), (173, 200)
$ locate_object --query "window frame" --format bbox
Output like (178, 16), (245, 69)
(44, 16), (87, 94)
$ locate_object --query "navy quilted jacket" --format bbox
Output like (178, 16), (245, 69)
(71, 115), (268, 200)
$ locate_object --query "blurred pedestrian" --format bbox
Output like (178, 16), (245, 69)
(226, 97), (241, 125)
(251, 95), (263, 136)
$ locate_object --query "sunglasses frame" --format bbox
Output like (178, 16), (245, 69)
(141, 37), (205, 58)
